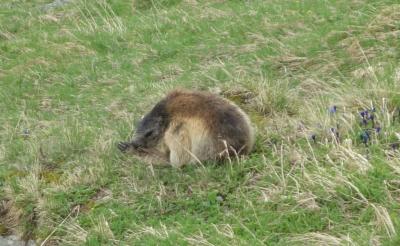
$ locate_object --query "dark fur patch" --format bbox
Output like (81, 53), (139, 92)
(130, 99), (171, 148)
(216, 107), (250, 154)
(138, 99), (170, 132)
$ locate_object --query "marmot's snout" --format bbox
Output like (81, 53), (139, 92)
(118, 140), (142, 152)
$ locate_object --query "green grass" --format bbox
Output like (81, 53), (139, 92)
(1, 0), (400, 245)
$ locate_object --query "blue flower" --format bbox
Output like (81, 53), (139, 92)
(360, 110), (369, 119)
(329, 106), (337, 114)
(360, 131), (370, 145)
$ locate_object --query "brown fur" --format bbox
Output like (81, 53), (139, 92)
(119, 89), (254, 167)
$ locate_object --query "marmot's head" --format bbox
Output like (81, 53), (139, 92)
(130, 100), (169, 151)
(131, 115), (165, 150)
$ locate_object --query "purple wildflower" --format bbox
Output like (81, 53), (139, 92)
(329, 106), (337, 114)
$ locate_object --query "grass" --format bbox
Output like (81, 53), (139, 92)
(1, 0), (400, 245)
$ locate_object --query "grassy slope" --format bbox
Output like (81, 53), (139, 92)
(1, 0), (400, 245)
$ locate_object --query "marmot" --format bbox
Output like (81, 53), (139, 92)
(118, 89), (254, 167)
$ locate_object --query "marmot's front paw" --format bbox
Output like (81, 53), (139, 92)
(118, 142), (130, 152)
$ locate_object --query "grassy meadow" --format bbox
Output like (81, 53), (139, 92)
(1, 0), (400, 245)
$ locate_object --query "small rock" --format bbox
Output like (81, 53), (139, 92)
(216, 195), (224, 203)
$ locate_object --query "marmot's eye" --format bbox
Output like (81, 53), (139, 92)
(145, 130), (154, 138)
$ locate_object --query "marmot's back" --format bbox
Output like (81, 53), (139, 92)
(164, 90), (254, 156)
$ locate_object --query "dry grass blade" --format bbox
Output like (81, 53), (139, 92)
(371, 204), (397, 239)
(288, 232), (355, 246)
